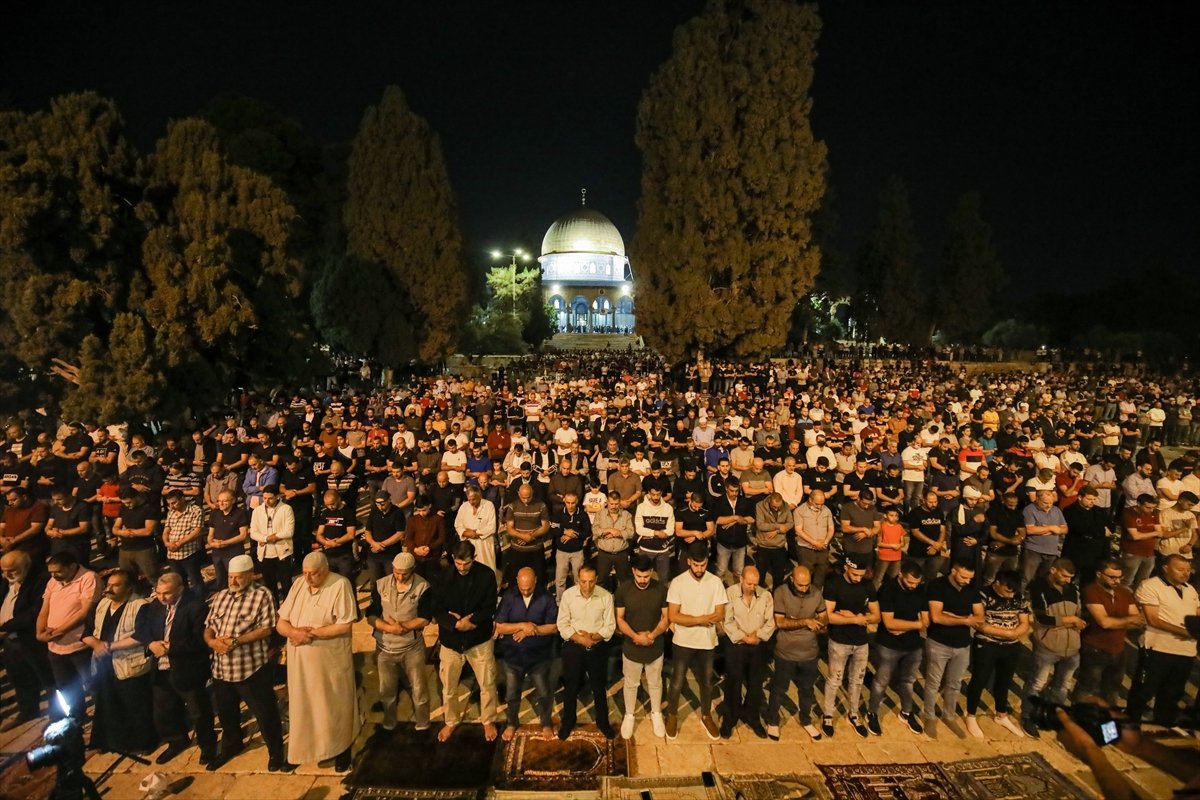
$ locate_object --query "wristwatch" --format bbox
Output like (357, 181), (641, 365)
(230, 636), (241, 649)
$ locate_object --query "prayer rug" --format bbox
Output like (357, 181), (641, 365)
(344, 790), (483, 800)
(346, 723), (498, 793)
(941, 752), (1093, 800)
(818, 762), (966, 800)
(495, 724), (629, 792)
(601, 772), (829, 800)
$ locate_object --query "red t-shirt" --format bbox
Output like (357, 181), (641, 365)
(1120, 508), (1158, 557)
(878, 521), (905, 562)
(1081, 581), (1135, 655)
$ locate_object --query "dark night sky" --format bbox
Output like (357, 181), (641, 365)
(5, 1), (1197, 290)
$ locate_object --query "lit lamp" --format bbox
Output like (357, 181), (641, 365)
(490, 248), (531, 319)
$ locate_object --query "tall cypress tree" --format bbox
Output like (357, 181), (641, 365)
(340, 86), (468, 362)
(936, 191), (1005, 342)
(856, 175), (926, 344)
(0, 93), (142, 388)
(137, 118), (311, 414)
(632, 0), (828, 360)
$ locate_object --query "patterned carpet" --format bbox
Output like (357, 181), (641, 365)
(818, 753), (1091, 800)
(495, 724), (629, 792)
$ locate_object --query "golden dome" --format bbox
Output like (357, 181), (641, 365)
(540, 208), (626, 258)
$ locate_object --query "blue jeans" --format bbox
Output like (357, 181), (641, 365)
(1023, 646), (1080, 709)
(869, 644), (922, 715)
(824, 640), (869, 717)
(504, 659), (553, 728)
(1020, 550), (1057, 592)
(715, 544), (746, 580)
(1121, 554), (1155, 589)
(923, 638), (970, 720)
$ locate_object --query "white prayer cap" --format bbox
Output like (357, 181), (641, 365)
(228, 555), (254, 574)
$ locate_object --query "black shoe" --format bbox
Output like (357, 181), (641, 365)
(597, 722), (616, 740)
(333, 748), (352, 773)
(747, 721), (768, 739)
(1022, 717), (1040, 738)
(557, 721), (575, 741)
(267, 757), (298, 773)
(205, 742), (245, 771)
(849, 715), (869, 738)
(156, 741), (189, 765)
(899, 711), (923, 735)
(719, 721), (734, 739)
(866, 712), (882, 736)
(821, 716), (835, 738)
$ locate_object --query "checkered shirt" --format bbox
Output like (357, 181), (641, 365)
(164, 503), (204, 560)
(204, 584), (276, 682)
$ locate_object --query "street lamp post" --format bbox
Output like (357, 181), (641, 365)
(490, 248), (531, 321)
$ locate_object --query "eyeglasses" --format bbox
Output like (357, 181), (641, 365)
(1100, 572), (1123, 580)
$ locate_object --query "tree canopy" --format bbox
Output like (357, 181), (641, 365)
(935, 191), (1005, 342)
(632, 0), (828, 360)
(855, 175), (926, 344)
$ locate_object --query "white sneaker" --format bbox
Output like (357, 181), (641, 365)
(994, 714), (1026, 738)
(650, 713), (666, 738)
(802, 723), (823, 741)
(965, 715), (984, 738)
(621, 714), (636, 740)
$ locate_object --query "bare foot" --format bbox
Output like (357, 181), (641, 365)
(437, 724), (456, 743)
(540, 726), (555, 741)
(483, 723), (498, 742)
(501, 727), (515, 742)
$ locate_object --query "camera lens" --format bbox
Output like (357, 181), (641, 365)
(26, 744), (63, 771)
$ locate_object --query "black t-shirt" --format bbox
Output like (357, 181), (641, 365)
(49, 502), (90, 537)
(926, 576), (981, 649)
(823, 573), (877, 646)
(713, 495), (755, 549)
(90, 441), (121, 478)
(209, 507), (249, 547)
(614, 579), (669, 663)
(364, 505), (406, 557)
(218, 442), (247, 467)
(876, 577), (927, 652)
(676, 505), (711, 538)
(118, 501), (162, 551)
(987, 503), (1024, 556)
(905, 506), (945, 557)
(280, 467), (316, 505)
(806, 469), (836, 499)
(317, 505), (355, 556)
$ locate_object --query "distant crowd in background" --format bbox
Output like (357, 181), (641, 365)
(1, 346), (1198, 796)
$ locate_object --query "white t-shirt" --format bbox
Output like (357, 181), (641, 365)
(666, 571), (727, 650)
(441, 450), (467, 484)
(1135, 576), (1199, 657)
(901, 446), (928, 483)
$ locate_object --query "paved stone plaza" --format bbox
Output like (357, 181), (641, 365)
(1, 612), (1191, 800)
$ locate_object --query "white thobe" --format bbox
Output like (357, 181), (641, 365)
(279, 573), (360, 763)
(454, 499), (498, 572)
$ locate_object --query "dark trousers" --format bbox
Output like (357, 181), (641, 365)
(49, 536), (92, 567)
(258, 556), (293, 600)
(1, 636), (54, 719)
(212, 664), (285, 762)
(966, 641), (1020, 714)
(151, 669), (217, 754)
(504, 659), (553, 728)
(1127, 648), (1193, 726)
(1072, 645), (1127, 705)
(722, 641), (768, 724)
(414, 556), (446, 586)
(291, 503), (314, 556)
(504, 548), (544, 588)
(561, 641), (609, 727)
(594, 550), (631, 591)
(47, 649), (92, 722)
(210, 547), (243, 591)
(765, 657), (819, 726)
(166, 552), (206, 593)
(326, 551), (359, 582)
(752, 547), (789, 590)
(666, 645), (715, 717)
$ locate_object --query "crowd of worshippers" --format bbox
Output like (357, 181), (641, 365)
(1, 350), (1199, 775)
